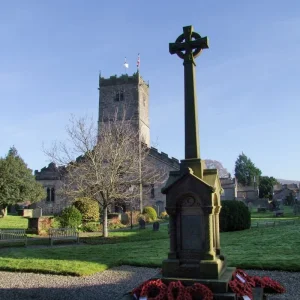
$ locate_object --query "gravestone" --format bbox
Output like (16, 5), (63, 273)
(138, 218), (146, 229)
(158, 25), (236, 298)
(153, 221), (160, 231)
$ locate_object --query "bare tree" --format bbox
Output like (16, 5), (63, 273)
(44, 107), (167, 237)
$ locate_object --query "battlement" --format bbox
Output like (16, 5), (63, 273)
(149, 147), (180, 169)
(99, 72), (149, 87)
(35, 163), (65, 181)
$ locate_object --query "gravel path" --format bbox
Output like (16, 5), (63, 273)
(0, 267), (298, 300)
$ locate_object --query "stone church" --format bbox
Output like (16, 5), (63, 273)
(34, 72), (180, 215)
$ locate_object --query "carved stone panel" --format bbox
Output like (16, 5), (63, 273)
(181, 215), (202, 250)
(178, 205), (204, 255)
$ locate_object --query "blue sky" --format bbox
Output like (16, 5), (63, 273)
(1, 1), (300, 180)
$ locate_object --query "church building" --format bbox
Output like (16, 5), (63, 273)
(34, 72), (180, 215)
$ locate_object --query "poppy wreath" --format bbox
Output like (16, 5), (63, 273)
(228, 279), (253, 299)
(186, 283), (214, 300)
(234, 269), (255, 287)
(140, 279), (168, 300)
(251, 276), (266, 288)
(261, 277), (285, 294)
(132, 280), (150, 299)
(167, 280), (192, 300)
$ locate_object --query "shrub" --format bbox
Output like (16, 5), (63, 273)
(60, 206), (82, 228)
(108, 218), (126, 229)
(108, 213), (120, 220)
(220, 200), (251, 232)
(81, 222), (101, 232)
(160, 211), (169, 219)
(128, 211), (141, 225)
(142, 206), (157, 221)
(73, 197), (100, 222)
(138, 213), (151, 223)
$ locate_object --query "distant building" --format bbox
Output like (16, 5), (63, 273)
(236, 184), (259, 201)
(220, 177), (237, 200)
(273, 183), (299, 202)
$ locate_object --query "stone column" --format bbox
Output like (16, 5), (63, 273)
(167, 208), (177, 259)
(203, 206), (215, 260)
(214, 205), (221, 255)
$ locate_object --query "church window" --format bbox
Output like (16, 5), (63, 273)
(51, 187), (55, 202)
(115, 91), (124, 101)
(46, 188), (51, 202)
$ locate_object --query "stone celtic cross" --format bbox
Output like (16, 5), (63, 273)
(169, 25), (209, 159)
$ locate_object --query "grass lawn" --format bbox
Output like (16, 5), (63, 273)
(251, 205), (296, 220)
(0, 215), (28, 229)
(0, 222), (300, 276)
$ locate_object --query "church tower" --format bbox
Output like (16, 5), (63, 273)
(98, 73), (150, 146)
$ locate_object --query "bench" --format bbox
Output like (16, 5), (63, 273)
(0, 229), (27, 246)
(49, 228), (79, 246)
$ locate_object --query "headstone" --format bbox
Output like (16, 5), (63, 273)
(153, 221), (160, 231)
(139, 218), (146, 229)
(159, 25), (236, 297)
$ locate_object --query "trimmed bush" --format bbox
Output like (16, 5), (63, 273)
(138, 213), (151, 223)
(60, 206), (82, 228)
(160, 211), (169, 219)
(220, 200), (251, 232)
(73, 197), (100, 222)
(142, 206), (157, 221)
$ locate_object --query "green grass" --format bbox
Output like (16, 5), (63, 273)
(0, 215), (28, 229)
(251, 205), (295, 219)
(1, 222), (300, 276)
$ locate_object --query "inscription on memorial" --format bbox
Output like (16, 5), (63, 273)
(181, 215), (202, 250)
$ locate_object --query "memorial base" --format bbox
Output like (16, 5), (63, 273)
(162, 257), (226, 279)
(155, 267), (237, 300)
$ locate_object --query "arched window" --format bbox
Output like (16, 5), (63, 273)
(46, 188), (51, 202)
(51, 187), (55, 202)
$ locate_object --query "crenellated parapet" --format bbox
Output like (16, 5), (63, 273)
(99, 72), (149, 87)
(149, 147), (180, 169)
(34, 163), (65, 181)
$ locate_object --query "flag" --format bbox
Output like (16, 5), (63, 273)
(137, 53), (140, 69)
(124, 57), (129, 69)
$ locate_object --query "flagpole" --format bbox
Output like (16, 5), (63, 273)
(137, 53), (140, 74)
(124, 57), (129, 74)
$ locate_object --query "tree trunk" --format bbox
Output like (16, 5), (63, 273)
(102, 206), (108, 237)
(0, 205), (7, 218)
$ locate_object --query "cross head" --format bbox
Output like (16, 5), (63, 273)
(169, 25), (209, 64)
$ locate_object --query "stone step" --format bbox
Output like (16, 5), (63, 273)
(213, 293), (237, 300)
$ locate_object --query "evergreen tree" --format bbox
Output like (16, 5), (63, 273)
(0, 147), (46, 216)
(234, 153), (262, 186)
(259, 176), (278, 199)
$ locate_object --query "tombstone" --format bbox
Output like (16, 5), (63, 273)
(138, 218), (146, 229)
(158, 25), (236, 298)
(153, 221), (160, 231)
